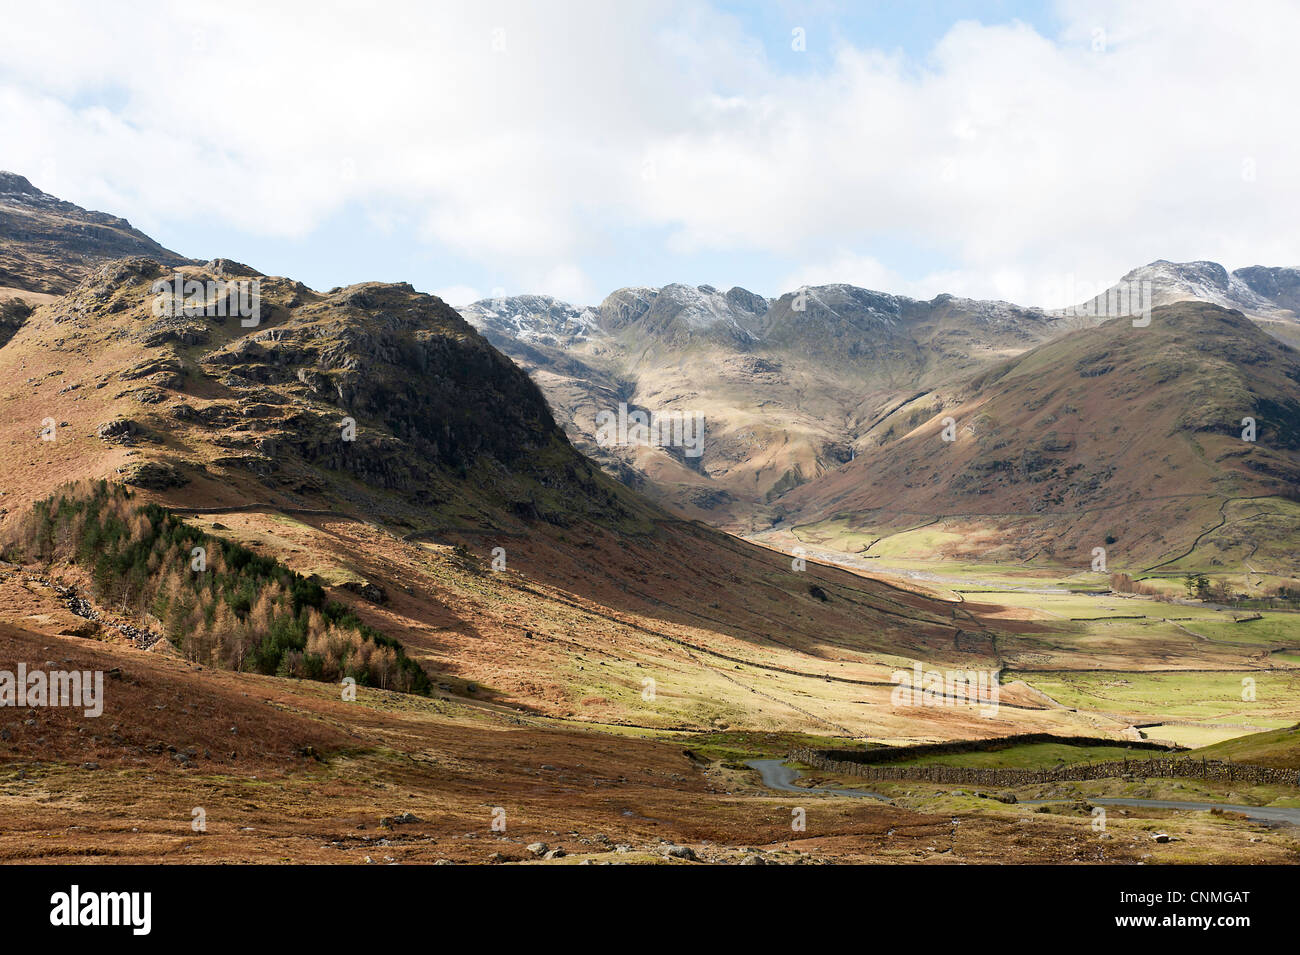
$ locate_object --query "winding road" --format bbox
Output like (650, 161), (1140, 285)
(746, 759), (891, 802)
(1026, 797), (1300, 826)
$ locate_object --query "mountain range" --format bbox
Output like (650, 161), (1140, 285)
(458, 262), (1300, 570)
(3, 171), (1295, 576)
(460, 282), (1065, 527)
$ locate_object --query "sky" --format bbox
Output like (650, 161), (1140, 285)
(1, 0), (1297, 308)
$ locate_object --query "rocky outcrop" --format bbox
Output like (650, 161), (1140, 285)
(1235, 265), (1300, 313)
(117, 460), (187, 489)
(28, 258), (639, 531)
(0, 297), (32, 347)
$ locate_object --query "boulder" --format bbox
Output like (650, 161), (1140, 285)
(117, 460), (187, 489)
(340, 580), (389, 605)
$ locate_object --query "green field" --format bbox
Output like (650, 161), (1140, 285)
(1178, 616), (1300, 647)
(871, 740), (1153, 769)
(1140, 724), (1261, 748)
(1196, 724), (1300, 769)
(1020, 670), (1300, 722)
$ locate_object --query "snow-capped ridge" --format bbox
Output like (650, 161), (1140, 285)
(459, 293), (603, 347)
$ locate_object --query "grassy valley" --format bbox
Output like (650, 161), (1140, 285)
(0, 178), (1296, 866)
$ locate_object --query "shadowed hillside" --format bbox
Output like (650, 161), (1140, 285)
(775, 302), (1300, 573)
(0, 251), (1048, 738)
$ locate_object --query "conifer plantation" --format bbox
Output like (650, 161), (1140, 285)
(3, 481), (430, 695)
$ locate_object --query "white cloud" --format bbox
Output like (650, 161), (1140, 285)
(532, 264), (598, 304)
(1, 0), (1297, 300)
(781, 253), (907, 296)
(431, 285), (483, 307)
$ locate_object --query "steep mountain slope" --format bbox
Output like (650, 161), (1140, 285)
(1235, 265), (1300, 313)
(460, 295), (641, 486)
(0, 256), (640, 533)
(775, 302), (1300, 573)
(0, 172), (188, 302)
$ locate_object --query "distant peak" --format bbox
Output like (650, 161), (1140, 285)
(1125, 259), (1230, 287)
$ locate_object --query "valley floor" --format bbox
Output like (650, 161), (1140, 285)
(3, 616), (1293, 864)
(1, 507), (1298, 863)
